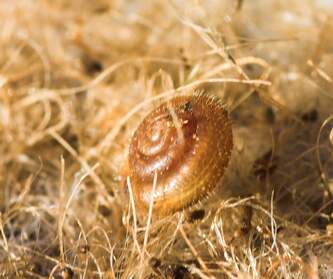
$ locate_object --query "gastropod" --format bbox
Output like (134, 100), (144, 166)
(126, 93), (233, 216)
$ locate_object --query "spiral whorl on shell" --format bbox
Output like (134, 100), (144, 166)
(128, 93), (233, 216)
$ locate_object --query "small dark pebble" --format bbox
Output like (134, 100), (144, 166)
(187, 209), (205, 222)
(98, 204), (112, 217)
(301, 109), (318, 122)
(85, 59), (103, 75)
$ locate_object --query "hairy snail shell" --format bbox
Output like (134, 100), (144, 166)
(127, 93), (233, 216)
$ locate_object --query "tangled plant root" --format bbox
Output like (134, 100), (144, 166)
(0, 0), (333, 278)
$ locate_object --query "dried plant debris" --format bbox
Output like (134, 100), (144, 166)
(0, 0), (333, 278)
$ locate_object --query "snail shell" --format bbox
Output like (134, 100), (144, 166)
(127, 93), (233, 216)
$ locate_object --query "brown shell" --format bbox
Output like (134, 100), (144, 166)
(128, 93), (233, 216)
